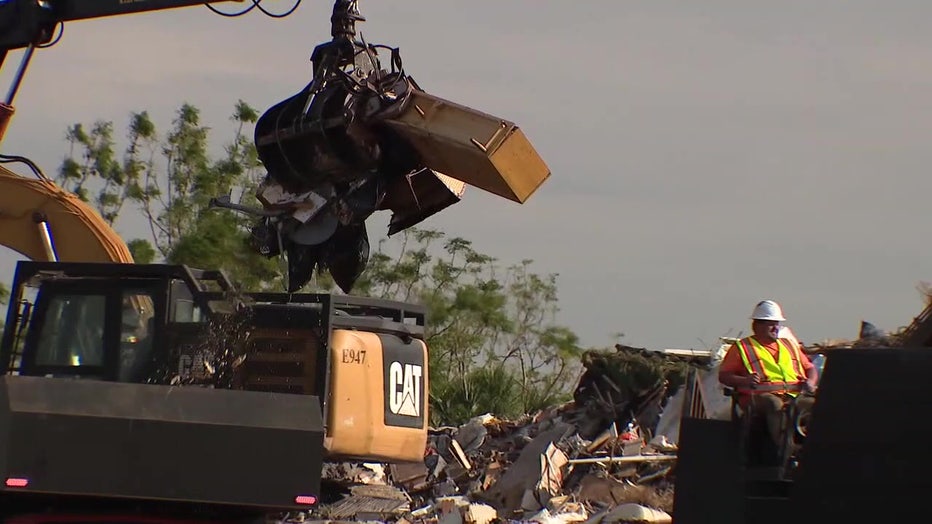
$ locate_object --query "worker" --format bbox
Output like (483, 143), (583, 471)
(718, 300), (819, 450)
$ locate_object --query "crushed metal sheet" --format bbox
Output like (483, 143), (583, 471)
(323, 484), (410, 520)
(390, 461), (430, 492)
(454, 418), (489, 452)
(323, 498), (408, 520)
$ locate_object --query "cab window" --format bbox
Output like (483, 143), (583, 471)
(119, 290), (157, 382)
(35, 293), (106, 367)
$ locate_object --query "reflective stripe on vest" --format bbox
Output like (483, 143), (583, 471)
(735, 336), (805, 395)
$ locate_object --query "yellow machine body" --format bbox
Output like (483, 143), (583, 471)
(324, 329), (428, 462)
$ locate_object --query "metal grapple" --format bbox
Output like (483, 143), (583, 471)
(212, 0), (550, 293)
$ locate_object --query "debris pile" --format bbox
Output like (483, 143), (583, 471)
(296, 312), (932, 523)
(307, 349), (687, 524)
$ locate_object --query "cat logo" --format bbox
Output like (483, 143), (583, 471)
(177, 348), (210, 381)
(388, 361), (422, 417)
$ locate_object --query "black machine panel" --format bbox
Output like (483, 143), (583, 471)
(672, 417), (746, 524)
(0, 375), (325, 510)
(791, 347), (932, 521)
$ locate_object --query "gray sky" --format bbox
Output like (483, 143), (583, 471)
(2, 0), (931, 350)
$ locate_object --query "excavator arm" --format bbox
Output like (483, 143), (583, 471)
(0, 0), (246, 52)
(0, 0), (246, 142)
(0, 164), (133, 262)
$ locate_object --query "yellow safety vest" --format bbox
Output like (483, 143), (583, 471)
(735, 336), (806, 395)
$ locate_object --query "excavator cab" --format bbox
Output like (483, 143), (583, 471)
(0, 263), (330, 514)
(0, 262), (212, 383)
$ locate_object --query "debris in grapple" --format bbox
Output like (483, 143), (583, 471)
(210, 0), (550, 293)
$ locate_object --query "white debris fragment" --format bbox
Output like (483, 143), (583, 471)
(464, 503), (498, 524)
(590, 503), (672, 524)
(321, 462), (388, 485)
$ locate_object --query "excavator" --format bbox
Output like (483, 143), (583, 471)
(0, 1), (552, 523)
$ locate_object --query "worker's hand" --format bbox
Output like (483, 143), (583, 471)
(746, 373), (761, 388)
(804, 381), (818, 395)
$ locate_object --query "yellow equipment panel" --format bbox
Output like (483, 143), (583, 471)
(325, 329), (428, 463)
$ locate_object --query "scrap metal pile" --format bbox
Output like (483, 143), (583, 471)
(291, 349), (688, 524)
(213, 0), (550, 294)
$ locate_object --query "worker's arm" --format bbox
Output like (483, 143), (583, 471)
(798, 344), (819, 393)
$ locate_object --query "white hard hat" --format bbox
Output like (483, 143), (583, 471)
(751, 300), (786, 321)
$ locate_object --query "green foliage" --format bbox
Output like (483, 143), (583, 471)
(0, 282), (8, 332)
(430, 366), (522, 425)
(168, 211), (280, 291)
(580, 348), (689, 400)
(127, 239), (157, 264)
(356, 228), (583, 425)
(58, 101), (280, 290)
(59, 119), (134, 223)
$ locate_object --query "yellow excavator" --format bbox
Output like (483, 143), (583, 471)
(0, 165), (133, 263)
(0, 1), (551, 523)
(0, 160), (432, 524)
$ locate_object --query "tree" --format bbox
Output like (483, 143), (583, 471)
(57, 101), (281, 290)
(354, 228), (583, 424)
